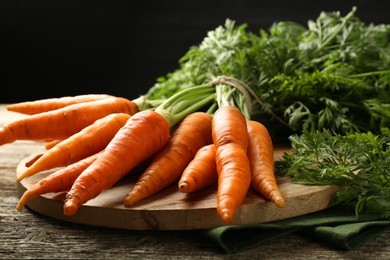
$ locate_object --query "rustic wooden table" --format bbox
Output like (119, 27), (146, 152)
(1, 105), (389, 259)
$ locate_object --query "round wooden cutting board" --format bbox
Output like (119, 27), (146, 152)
(16, 147), (339, 231)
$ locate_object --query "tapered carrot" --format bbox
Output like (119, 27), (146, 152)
(247, 120), (285, 208)
(123, 112), (213, 207)
(0, 97), (138, 146)
(212, 106), (251, 223)
(60, 84), (216, 215)
(16, 152), (100, 211)
(7, 94), (113, 115)
(63, 110), (171, 216)
(17, 113), (131, 181)
(178, 144), (217, 193)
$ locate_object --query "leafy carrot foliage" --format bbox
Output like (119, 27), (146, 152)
(276, 128), (390, 219)
(143, 7), (390, 143)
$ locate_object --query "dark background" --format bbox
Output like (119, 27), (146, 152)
(1, 0), (389, 103)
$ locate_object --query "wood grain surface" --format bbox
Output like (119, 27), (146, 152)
(1, 105), (389, 259)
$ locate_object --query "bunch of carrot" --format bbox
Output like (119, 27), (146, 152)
(6, 86), (285, 224)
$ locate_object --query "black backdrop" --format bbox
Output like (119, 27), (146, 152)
(1, 0), (389, 103)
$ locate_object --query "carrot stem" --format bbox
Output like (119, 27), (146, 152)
(154, 85), (216, 127)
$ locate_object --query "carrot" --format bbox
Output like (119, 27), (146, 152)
(178, 144), (217, 193)
(63, 110), (171, 216)
(0, 97), (138, 146)
(24, 139), (66, 167)
(25, 154), (43, 167)
(7, 94), (113, 115)
(123, 112), (212, 206)
(247, 120), (285, 208)
(45, 139), (63, 150)
(212, 105), (251, 223)
(62, 84), (216, 215)
(16, 152), (100, 212)
(16, 113), (131, 181)
(25, 138), (64, 167)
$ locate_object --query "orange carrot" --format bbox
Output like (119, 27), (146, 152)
(63, 110), (171, 216)
(178, 144), (217, 193)
(25, 138), (65, 167)
(25, 154), (43, 168)
(247, 120), (285, 208)
(45, 139), (62, 150)
(212, 106), (251, 223)
(0, 97), (138, 146)
(17, 113), (131, 181)
(7, 94), (113, 115)
(16, 152), (100, 211)
(123, 112), (213, 207)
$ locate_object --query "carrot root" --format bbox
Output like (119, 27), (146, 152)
(45, 140), (62, 150)
(16, 152), (100, 211)
(124, 112), (213, 207)
(178, 144), (217, 193)
(7, 94), (113, 115)
(0, 97), (138, 147)
(63, 110), (171, 216)
(247, 120), (285, 208)
(16, 113), (131, 182)
(212, 106), (252, 224)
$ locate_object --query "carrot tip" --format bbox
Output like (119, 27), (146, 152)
(16, 193), (29, 211)
(269, 190), (286, 208)
(123, 195), (138, 207)
(275, 198), (286, 208)
(16, 202), (24, 212)
(16, 175), (25, 182)
(219, 210), (234, 224)
(178, 182), (189, 193)
(63, 201), (79, 216)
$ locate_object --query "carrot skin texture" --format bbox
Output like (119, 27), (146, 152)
(212, 106), (251, 224)
(17, 113), (131, 181)
(0, 97), (138, 146)
(178, 144), (217, 193)
(247, 120), (285, 208)
(44, 140), (62, 150)
(63, 110), (171, 216)
(16, 152), (100, 212)
(7, 94), (113, 115)
(124, 112), (213, 207)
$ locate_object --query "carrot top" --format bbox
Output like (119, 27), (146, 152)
(153, 84), (216, 127)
